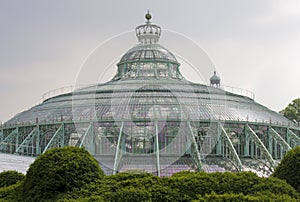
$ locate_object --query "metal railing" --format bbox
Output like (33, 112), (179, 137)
(42, 84), (256, 102)
(41, 84), (93, 101)
(221, 85), (255, 100)
(42, 86), (75, 101)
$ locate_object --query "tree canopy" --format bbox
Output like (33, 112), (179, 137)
(273, 146), (300, 192)
(281, 98), (300, 123)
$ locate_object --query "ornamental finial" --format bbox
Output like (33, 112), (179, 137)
(145, 10), (152, 21)
(135, 11), (161, 44)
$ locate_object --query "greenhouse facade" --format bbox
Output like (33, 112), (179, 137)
(1, 12), (300, 176)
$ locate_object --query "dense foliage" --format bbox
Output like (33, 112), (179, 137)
(0, 171), (24, 188)
(21, 146), (104, 202)
(281, 98), (300, 123)
(0, 182), (22, 201)
(56, 171), (299, 201)
(273, 146), (300, 192)
(0, 146), (299, 201)
(194, 192), (298, 202)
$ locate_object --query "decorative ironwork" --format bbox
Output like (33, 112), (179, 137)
(1, 12), (300, 176)
(245, 124), (276, 172)
(219, 123), (243, 172)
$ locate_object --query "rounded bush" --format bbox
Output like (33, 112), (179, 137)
(273, 146), (300, 192)
(109, 186), (151, 202)
(0, 170), (25, 188)
(22, 146), (104, 201)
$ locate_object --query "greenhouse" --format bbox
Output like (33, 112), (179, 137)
(1, 12), (299, 177)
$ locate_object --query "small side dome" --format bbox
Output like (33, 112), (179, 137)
(210, 71), (221, 88)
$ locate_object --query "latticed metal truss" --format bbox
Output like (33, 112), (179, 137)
(1, 120), (299, 176)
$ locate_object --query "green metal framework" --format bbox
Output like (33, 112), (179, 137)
(219, 123), (243, 172)
(187, 121), (203, 171)
(288, 129), (300, 147)
(245, 124), (275, 173)
(113, 121), (124, 174)
(43, 124), (65, 153)
(1, 119), (299, 176)
(15, 127), (39, 155)
(1, 13), (300, 177)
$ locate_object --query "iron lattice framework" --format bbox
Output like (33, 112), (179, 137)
(1, 12), (300, 177)
(1, 120), (299, 176)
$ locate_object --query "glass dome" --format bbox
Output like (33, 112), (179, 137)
(119, 44), (178, 63)
(1, 12), (300, 177)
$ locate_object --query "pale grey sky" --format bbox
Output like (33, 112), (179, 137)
(1, 0), (300, 122)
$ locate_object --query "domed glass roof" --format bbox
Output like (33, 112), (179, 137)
(112, 13), (181, 81)
(118, 44), (178, 64)
(1, 12), (299, 177)
(6, 80), (292, 125)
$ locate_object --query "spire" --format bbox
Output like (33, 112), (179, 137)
(135, 11), (161, 44)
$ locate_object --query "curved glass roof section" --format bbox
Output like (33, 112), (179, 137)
(118, 44), (178, 64)
(3, 12), (296, 129)
(6, 79), (294, 127)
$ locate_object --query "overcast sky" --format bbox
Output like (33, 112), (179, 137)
(1, 0), (300, 122)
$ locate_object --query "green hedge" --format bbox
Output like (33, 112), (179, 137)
(168, 171), (299, 201)
(67, 171), (298, 202)
(194, 192), (298, 202)
(1, 146), (299, 202)
(0, 171), (24, 188)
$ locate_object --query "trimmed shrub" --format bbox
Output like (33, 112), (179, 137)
(66, 171), (298, 201)
(21, 146), (104, 202)
(104, 172), (154, 182)
(169, 171), (299, 200)
(99, 172), (180, 202)
(57, 195), (105, 202)
(209, 171), (260, 194)
(195, 192), (298, 202)
(0, 171), (24, 188)
(0, 182), (22, 201)
(107, 186), (151, 202)
(169, 171), (217, 200)
(252, 177), (299, 198)
(148, 183), (181, 202)
(273, 146), (300, 192)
